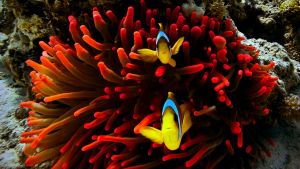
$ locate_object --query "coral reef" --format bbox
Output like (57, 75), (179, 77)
(0, 0), (50, 87)
(205, 0), (228, 19)
(227, 0), (283, 43)
(19, 1), (279, 168)
(280, 0), (300, 13)
(182, 0), (205, 18)
(16, 14), (48, 49)
(280, 0), (300, 62)
(279, 94), (300, 121)
(225, 0), (300, 62)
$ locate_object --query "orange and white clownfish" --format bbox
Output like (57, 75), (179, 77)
(138, 92), (192, 150)
(137, 23), (184, 67)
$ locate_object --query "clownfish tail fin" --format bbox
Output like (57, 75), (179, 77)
(168, 58), (176, 67)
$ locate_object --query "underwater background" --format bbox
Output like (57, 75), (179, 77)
(0, 0), (299, 169)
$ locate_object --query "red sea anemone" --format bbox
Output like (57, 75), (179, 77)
(20, 1), (278, 168)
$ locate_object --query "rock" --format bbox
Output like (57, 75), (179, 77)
(252, 120), (300, 169)
(0, 32), (8, 50)
(0, 149), (22, 169)
(16, 14), (48, 49)
(0, 32), (8, 42)
(0, 64), (26, 169)
(258, 16), (276, 30)
(14, 107), (28, 120)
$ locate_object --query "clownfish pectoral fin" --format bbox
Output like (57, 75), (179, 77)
(140, 126), (163, 144)
(137, 49), (158, 63)
(171, 37), (184, 55)
(182, 111), (192, 134)
(168, 58), (176, 67)
(181, 104), (192, 134)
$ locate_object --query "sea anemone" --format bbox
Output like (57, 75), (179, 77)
(20, 1), (278, 168)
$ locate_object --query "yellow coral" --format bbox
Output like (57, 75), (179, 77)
(280, 0), (300, 11)
(206, 0), (228, 18)
(17, 14), (47, 40)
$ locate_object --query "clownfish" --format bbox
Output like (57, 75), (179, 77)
(137, 23), (184, 67)
(139, 92), (192, 150)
